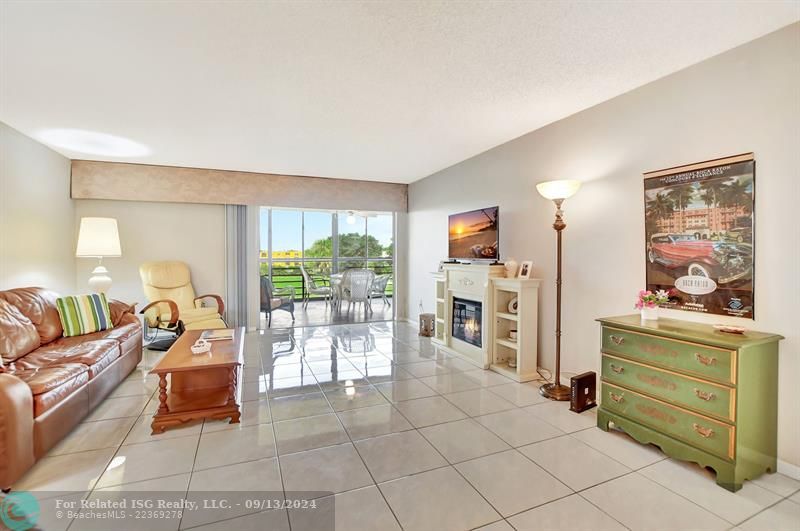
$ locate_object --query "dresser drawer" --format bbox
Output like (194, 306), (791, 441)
(447, 269), (486, 296)
(602, 355), (735, 422)
(602, 326), (736, 384)
(602, 383), (734, 460)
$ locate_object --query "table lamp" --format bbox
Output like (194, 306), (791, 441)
(76, 217), (121, 293)
(536, 179), (581, 401)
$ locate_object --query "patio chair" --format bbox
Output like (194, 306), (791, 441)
(369, 274), (392, 307)
(340, 269), (375, 314)
(260, 276), (295, 327)
(300, 266), (332, 308)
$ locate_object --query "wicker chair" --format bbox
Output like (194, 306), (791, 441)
(341, 269), (375, 314)
(260, 276), (295, 327)
(300, 266), (332, 308)
(369, 274), (392, 307)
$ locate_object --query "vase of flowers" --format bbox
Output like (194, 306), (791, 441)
(635, 289), (673, 320)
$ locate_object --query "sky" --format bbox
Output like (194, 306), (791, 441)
(260, 208), (393, 252)
(448, 207), (498, 238)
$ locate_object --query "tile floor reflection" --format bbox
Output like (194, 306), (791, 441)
(8, 320), (800, 530)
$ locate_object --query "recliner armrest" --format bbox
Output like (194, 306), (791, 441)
(194, 294), (225, 317)
(139, 299), (180, 327)
(0, 373), (35, 489)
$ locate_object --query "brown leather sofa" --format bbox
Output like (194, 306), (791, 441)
(0, 287), (143, 489)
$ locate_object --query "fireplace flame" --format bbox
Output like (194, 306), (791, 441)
(465, 318), (479, 334)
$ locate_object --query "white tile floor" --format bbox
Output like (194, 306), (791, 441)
(9, 321), (800, 531)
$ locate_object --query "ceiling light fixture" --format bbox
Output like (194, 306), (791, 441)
(37, 128), (151, 157)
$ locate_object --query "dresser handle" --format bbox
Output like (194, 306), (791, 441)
(694, 353), (717, 366)
(693, 388), (716, 401)
(692, 423), (714, 438)
(609, 364), (625, 374)
(609, 335), (625, 345)
(609, 392), (624, 403)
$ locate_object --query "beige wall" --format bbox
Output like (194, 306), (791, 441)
(0, 122), (75, 293)
(74, 200), (226, 308)
(407, 24), (800, 470)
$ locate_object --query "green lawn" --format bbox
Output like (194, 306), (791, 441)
(267, 270), (394, 301)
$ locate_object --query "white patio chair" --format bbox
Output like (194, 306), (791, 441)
(369, 274), (392, 307)
(341, 269), (375, 314)
(300, 266), (332, 308)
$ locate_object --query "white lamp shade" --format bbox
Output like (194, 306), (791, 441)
(536, 180), (582, 200)
(76, 217), (121, 257)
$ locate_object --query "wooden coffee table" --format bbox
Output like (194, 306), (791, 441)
(149, 328), (245, 434)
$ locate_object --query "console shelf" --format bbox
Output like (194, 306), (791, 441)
(495, 311), (518, 322)
(490, 277), (540, 382)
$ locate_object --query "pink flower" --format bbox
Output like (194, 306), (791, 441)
(646, 301), (656, 308)
(639, 290), (648, 297)
(645, 290), (652, 296)
(634, 301), (643, 309)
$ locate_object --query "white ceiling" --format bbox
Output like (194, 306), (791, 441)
(1, 2), (798, 184)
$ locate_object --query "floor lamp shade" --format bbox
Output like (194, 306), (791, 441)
(76, 217), (121, 293)
(536, 180), (581, 200)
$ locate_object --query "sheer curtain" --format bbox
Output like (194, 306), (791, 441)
(225, 204), (248, 328)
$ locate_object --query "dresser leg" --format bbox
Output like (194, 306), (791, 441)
(716, 467), (741, 492)
(597, 408), (612, 432)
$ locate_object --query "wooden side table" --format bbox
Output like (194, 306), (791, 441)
(149, 328), (245, 434)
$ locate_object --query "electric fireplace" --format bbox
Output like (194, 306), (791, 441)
(452, 297), (482, 348)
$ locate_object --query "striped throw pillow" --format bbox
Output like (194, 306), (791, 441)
(56, 294), (114, 337)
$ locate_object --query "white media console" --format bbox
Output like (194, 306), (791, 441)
(432, 263), (541, 382)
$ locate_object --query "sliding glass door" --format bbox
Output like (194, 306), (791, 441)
(259, 208), (396, 309)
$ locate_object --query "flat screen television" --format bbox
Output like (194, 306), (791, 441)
(448, 206), (499, 260)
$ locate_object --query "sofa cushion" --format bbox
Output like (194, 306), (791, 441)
(11, 364), (90, 417)
(10, 363), (88, 395)
(0, 299), (41, 363)
(0, 287), (63, 343)
(108, 299), (136, 326)
(14, 339), (120, 379)
(56, 294), (113, 337)
(41, 314), (140, 346)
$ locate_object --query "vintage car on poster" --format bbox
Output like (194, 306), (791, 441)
(643, 154), (755, 318)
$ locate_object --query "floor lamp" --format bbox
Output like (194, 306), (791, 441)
(537, 180), (581, 401)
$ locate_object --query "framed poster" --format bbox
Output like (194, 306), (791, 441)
(643, 153), (755, 318)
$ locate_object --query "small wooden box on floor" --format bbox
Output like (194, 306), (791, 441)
(596, 315), (783, 492)
(150, 328), (245, 434)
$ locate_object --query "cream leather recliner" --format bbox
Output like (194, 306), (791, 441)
(139, 261), (227, 334)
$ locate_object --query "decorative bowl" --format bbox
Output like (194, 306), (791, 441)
(191, 339), (212, 355)
(508, 297), (519, 314)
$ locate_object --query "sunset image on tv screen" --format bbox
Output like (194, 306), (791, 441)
(449, 207), (498, 259)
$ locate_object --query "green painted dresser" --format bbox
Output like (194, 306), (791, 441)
(596, 315), (783, 492)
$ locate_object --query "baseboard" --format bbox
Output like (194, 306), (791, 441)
(778, 459), (800, 480)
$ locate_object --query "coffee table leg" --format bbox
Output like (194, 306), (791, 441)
(228, 367), (240, 424)
(158, 373), (169, 414)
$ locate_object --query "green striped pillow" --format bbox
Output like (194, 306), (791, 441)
(56, 294), (114, 337)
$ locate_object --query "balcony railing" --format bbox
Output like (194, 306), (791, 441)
(260, 260), (394, 301)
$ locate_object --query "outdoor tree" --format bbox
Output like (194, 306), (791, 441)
(305, 233), (389, 259)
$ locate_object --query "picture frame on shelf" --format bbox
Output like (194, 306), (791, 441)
(518, 261), (533, 279)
